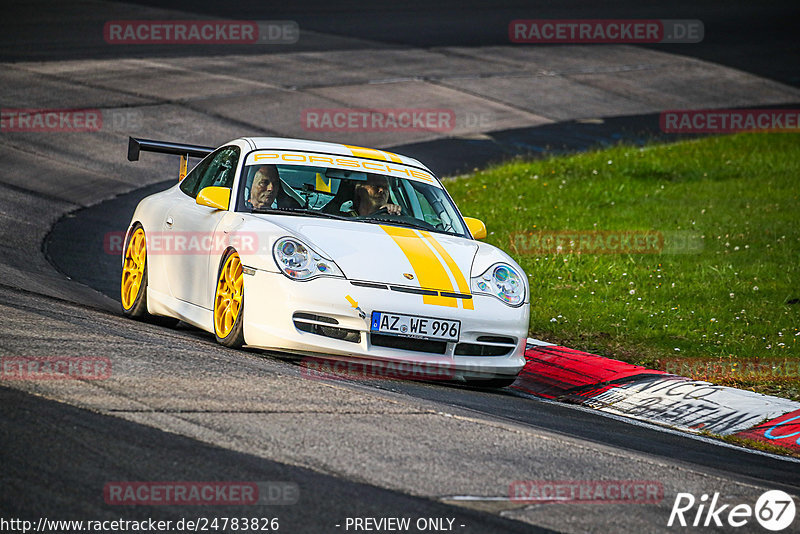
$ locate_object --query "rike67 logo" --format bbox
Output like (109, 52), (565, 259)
(668, 490), (796, 531)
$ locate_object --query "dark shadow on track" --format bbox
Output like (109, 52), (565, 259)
(0, 386), (551, 533)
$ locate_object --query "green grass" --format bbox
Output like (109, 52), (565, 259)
(446, 133), (800, 400)
(717, 433), (800, 459)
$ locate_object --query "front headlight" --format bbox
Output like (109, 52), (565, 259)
(470, 263), (526, 306)
(273, 237), (344, 281)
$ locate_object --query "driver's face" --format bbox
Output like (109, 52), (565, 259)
(359, 176), (389, 204)
(250, 174), (278, 208)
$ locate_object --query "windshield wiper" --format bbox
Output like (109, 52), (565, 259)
(252, 207), (348, 220)
(251, 207), (295, 214)
(358, 216), (438, 231)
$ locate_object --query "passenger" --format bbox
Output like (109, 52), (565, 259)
(350, 174), (401, 216)
(248, 165), (280, 209)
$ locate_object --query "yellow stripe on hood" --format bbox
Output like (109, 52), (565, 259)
(419, 231), (474, 310)
(380, 225), (456, 307)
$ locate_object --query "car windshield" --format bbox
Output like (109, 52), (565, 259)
(235, 162), (469, 237)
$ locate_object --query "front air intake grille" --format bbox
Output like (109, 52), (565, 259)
(370, 333), (447, 355)
(476, 335), (515, 344)
(292, 312), (338, 325)
(454, 342), (515, 357)
(293, 315), (360, 343)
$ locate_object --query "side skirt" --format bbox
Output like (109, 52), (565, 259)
(147, 287), (213, 333)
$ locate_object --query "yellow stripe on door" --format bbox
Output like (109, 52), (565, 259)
(380, 225), (456, 307)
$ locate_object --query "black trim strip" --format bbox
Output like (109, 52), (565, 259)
(389, 286), (439, 296)
(350, 281), (472, 299)
(350, 281), (389, 290)
(440, 291), (472, 299)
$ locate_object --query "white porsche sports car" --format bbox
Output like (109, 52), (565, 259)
(122, 137), (529, 385)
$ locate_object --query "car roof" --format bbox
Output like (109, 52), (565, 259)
(241, 137), (433, 174)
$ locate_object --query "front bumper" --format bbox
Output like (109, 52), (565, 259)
(242, 270), (528, 380)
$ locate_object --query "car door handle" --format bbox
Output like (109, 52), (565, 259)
(166, 216), (174, 227)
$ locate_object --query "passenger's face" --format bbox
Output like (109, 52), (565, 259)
(250, 175), (278, 208)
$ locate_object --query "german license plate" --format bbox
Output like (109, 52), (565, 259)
(370, 311), (460, 342)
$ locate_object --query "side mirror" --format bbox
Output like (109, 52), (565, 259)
(196, 186), (231, 211)
(463, 217), (487, 240)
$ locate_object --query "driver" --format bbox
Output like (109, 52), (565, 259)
(350, 174), (401, 216)
(248, 165), (280, 209)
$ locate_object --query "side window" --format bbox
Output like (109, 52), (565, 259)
(195, 146), (240, 193)
(179, 146), (240, 199)
(415, 189), (440, 226)
(179, 151), (216, 198)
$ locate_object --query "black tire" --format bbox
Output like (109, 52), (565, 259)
(121, 223), (150, 318)
(120, 223), (178, 327)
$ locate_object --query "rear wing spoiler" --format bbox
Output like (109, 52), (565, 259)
(128, 136), (215, 180)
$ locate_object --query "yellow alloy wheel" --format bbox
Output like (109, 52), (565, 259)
(121, 227), (146, 310)
(214, 252), (243, 339)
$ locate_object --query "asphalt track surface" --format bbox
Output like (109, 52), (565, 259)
(2, 1), (800, 533)
(0, 386), (550, 533)
(4, 1), (798, 88)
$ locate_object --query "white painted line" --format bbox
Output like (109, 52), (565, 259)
(526, 337), (555, 347)
(445, 496), (514, 501)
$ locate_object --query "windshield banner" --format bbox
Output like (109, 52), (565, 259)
(244, 150), (439, 186)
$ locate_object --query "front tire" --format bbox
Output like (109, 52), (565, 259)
(214, 250), (245, 348)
